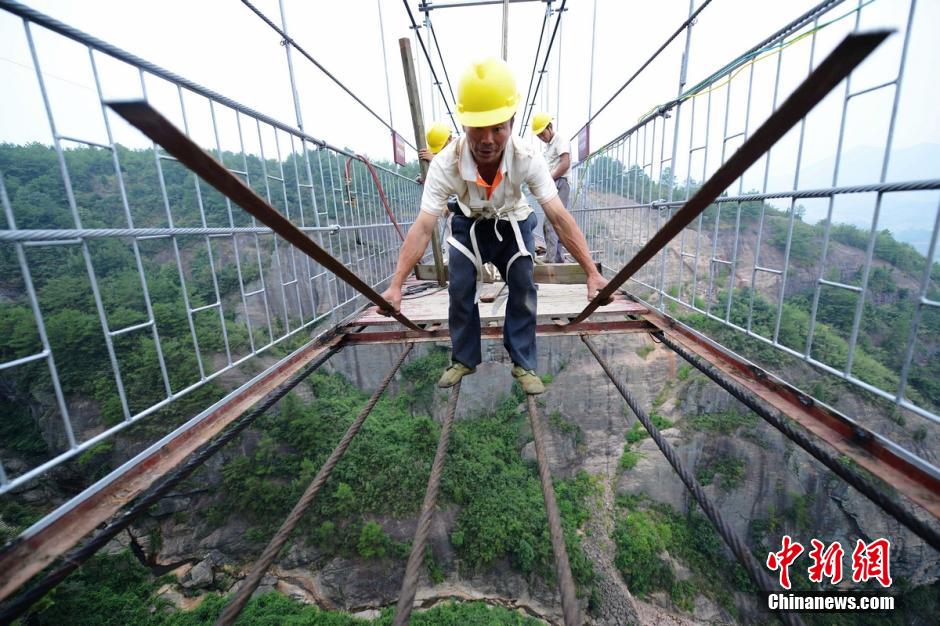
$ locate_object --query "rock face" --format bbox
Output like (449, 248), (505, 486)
(121, 330), (940, 622)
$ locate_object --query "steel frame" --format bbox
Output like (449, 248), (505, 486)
(0, 0), (424, 495)
(570, 0), (940, 426)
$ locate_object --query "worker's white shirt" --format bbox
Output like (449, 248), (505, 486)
(420, 135), (558, 221)
(542, 131), (571, 182)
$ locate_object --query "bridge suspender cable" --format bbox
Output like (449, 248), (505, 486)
(402, 0), (460, 134)
(216, 344), (415, 626)
(518, 0), (567, 136)
(517, 1), (552, 136)
(584, 337), (805, 626)
(107, 100), (428, 332)
(240, 0), (417, 151)
(568, 30), (891, 325)
(568, 0), (714, 144)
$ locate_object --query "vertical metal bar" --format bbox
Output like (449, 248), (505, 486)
(0, 174), (75, 449)
(178, 86), (232, 367)
(806, 2), (863, 358)
(237, 110), (275, 345)
(256, 119), (291, 335)
(25, 21), (132, 420)
(896, 197), (939, 401)
(772, 19), (820, 344)
(140, 70), (207, 380)
(89, 48), (172, 398)
(209, 100), (255, 357)
(845, 0), (916, 375)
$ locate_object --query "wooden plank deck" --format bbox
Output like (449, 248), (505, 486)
(355, 282), (647, 327)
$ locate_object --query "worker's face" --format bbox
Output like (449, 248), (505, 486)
(537, 125), (553, 143)
(464, 117), (513, 167)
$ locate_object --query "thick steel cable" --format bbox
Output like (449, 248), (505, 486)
(216, 343), (415, 626)
(581, 336), (803, 626)
(526, 394), (581, 626)
(240, 0), (416, 151)
(107, 101), (427, 332)
(0, 343), (343, 625)
(655, 331), (940, 552)
(393, 380), (461, 626)
(569, 0), (714, 142)
(568, 31), (889, 325)
(570, 178), (940, 214)
(517, 3), (551, 137)
(402, 0), (459, 134)
(519, 0), (567, 135)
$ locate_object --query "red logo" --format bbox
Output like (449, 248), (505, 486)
(766, 535), (805, 590)
(851, 538), (892, 588)
(807, 539), (844, 584)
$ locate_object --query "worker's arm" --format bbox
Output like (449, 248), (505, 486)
(541, 195), (609, 301)
(551, 152), (570, 180)
(418, 148), (434, 162)
(380, 210), (440, 313)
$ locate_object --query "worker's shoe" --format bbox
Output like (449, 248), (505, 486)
(512, 365), (545, 395)
(438, 362), (476, 388)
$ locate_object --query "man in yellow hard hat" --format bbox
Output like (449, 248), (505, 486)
(420, 121), (453, 162)
(531, 112), (570, 264)
(382, 58), (607, 394)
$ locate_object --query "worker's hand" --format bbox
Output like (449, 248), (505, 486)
(587, 272), (613, 304)
(380, 285), (402, 316)
(418, 148), (433, 162)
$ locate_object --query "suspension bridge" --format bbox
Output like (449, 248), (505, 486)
(0, 0), (938, 624)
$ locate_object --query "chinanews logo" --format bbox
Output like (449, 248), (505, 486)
(763, 535), (896, 613)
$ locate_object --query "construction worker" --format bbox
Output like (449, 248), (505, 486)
(531, 112), (570, 264)
(420, 121), (453, 163)
(381, 58), (607, 394)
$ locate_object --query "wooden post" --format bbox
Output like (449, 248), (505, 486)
(399, 37), (446, 287)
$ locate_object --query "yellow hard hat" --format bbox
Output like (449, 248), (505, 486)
(426, 122), (451, 154)
(531, 112), (552, 135)
(455, 57), (520, 127)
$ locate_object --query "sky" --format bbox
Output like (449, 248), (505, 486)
(1, 0), (938, 248)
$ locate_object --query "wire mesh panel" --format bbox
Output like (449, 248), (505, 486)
(0, 1), (421, 496)
(570, 0), (940, 429)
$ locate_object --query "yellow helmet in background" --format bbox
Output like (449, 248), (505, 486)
(426, 122), (452, 154)
(455, 57), (520, 128)
(531, 112), (552, 135)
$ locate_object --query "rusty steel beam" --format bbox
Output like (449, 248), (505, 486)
(640, 308), (940, 537)
(0, 332), (345, 603)
(340, 319), (656, 345)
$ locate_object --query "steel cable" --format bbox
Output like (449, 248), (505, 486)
(582, 336), (804, 626)
(393, 379), (461, 626)
(216, 343), (415, 626)
(655, 331), (940, 552)
(526, 394), (581, 626)
(240, 0), (417, 151)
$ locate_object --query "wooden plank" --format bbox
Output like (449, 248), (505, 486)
(413, 262), (603, 284)
(356, 282), (647, 326)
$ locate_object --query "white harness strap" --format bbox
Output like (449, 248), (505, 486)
(447, 212), (531, 304)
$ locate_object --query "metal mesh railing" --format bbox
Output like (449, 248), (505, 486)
(0, 0), (422, 495)
(570, 0), (940, 427)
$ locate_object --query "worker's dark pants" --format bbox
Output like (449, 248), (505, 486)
(449, 213), (538, 371)
(544, 177), (570, 263)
